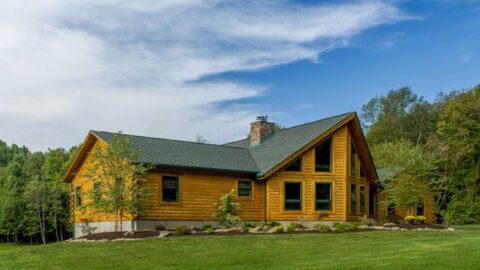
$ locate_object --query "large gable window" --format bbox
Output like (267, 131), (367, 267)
(315, 183), (332, 211)
(284, 158), (302, 172)
(360, 186), (366, 214)
(284, 182), (302, 210)
(238, 180), (252, 197)
(315, 137), (332, 172)
(351, 142), (358, 176)
(350, 184), (357, 213)
(162, 176), (179, 202)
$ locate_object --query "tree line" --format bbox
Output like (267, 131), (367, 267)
(362, 85), (479, 224)
(0, 144), (77, 244)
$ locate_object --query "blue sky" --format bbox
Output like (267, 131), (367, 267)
(211, 0), (480, 127)
(0, 0), (479, 150)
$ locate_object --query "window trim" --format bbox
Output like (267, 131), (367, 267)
(315, 182), (333, 211)
(237, 179), (253, 198)
(350, 183), (357, 214)
(160, 175), (180, 204)
(314, 136), (333, 173)
(284, 182), (302, 211)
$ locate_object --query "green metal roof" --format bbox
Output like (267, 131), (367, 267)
(93, 112), (352, 176)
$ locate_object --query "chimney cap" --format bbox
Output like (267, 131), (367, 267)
(256, 115), (268, 122)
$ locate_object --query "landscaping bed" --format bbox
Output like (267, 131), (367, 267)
(383, 223), (446, 230)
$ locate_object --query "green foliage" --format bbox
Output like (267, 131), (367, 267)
(372, 140), (434, 214)
(333, 222), (359, 232)
(212, 189), (242, 228)
(405, 216), (416, 223)
(287, 222), (304, 232)
(358, 215), (376, 226)
(175, 225), (191, 235)
(314, 224), (331, 233)
(262, 221), (281, 229)
(416, 216), (426, 224)
(241, 222), (256, 232)
(0, 145), (73, 244)
(154, 224), (166, 232)
(205, 227), (215, 235)
(273, 226), (285, 233)
(202, 224), (213, 231)
(82, 132), (150, 231)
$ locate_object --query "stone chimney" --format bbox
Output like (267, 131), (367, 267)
(250, 115), (275, 145)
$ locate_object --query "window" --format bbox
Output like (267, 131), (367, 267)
(75, 186), (82, 208)
(351, 142), (358, 176)
(162, 176), (179, 202)
(315, 183), (332, 211)
(238, 180), (252, 197)
(417, 200), (425, 216)
(350, 184), (357, 213)
(284, 182), (302, 210)
(93, 182), (100, 203)
(315, 137), (332, 172)
(360, 186), (366, 214)
(284, 158), (302, 172)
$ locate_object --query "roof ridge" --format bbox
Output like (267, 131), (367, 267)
(278, 112), (353, 132)
(91, 130), (249, 150)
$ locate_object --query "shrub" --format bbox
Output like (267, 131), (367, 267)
(154, 224), (166, 232)
(201, 224), (213, 231)
(359, 215), (376, 226)
(242, 222), (256, 233)
(286, 222), (304, 232)
(267, 221), (281, 228)
(205, 227), (215, 235)
(333, 222), (359, 232)
(274, 226), (285, 233)
(212, 189), (242, 228)
(416, 216), (426, 224)
(405, 216), (416, 224)
(175, 225), (191, 235)
(315, 224), (331, 233)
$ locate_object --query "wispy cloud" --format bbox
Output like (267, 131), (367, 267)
(0, 0), (408, 150)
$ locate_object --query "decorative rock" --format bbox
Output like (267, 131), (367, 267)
(447, 227), (455, 232)
(214, 228), (239, 233)
(358, 225), (369, 230)
(124, 231), (135, 236)
(158, 231), (172, 238)
(400, 228), (408, 231)
(383, 223), (396, 226)
(248, 226), (264, 233)
(391, 227), (400, 231)
(371, 226), (386, 230)
(267, 226), (285, 233)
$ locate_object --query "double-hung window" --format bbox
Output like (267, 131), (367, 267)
(315, 137), (332, 172)
(284, 182), (302, 210)
(162, 176), (179, 202)
(238, 180), (252, 197)
(315, 183), (332, 211)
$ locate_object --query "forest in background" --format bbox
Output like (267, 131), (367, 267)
(0, 85), (478, 244)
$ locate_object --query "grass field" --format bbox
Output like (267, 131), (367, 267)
(1, 225), (479, 270)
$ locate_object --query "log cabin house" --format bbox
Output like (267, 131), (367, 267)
(64, 112), (435, 237)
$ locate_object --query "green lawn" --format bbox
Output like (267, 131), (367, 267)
(1, 225), (480, 270)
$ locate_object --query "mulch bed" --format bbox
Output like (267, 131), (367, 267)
(79, 231), (160, 240)
(78, 223), (449, 241)
(384, 223), (446, 230)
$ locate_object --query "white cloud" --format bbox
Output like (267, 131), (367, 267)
(0, 0), (407, 150)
